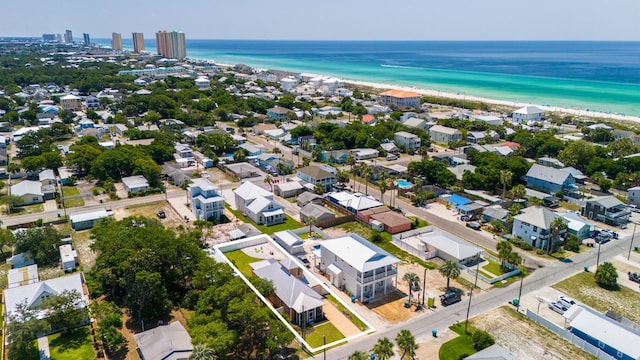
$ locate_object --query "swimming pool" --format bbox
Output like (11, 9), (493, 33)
(396, 179), (413, 188)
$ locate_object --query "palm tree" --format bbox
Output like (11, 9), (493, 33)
(363, 166), (373, 195)
(346, 155), (356, 189)
(549, 217), (567, 254)
(389, 175), (397, 208)
(507, 251), (522, 270)
(496, 240), (513, 270)
(304, 215), (317, 236)
(379, 171), (388, 204)
(512, 184), (526, 199)
(499, 170), (513, 200)
(395, 329), (418, 360)
(314, 183), (326, 195)
(190, 344), (217, 360)
(439, 260), (461, 291)
(595, 261), (618, 287)
(402, 272), (420, 303)
(417, 146), (430, 160)
(264, 175), (273, 192)
(348, 350), (369, 360)
(372, 337), (394, 360)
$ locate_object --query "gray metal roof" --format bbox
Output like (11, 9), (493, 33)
(526, 163), (572, 185)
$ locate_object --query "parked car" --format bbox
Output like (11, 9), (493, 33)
(386, 154), (398, 161)
(558, 295), (576, 308)
(629, 272), (640, 283)
(549, 301), (568, 315)
(466, 221), (481, 231)
(439, 291), (461, 306)
(156, 210), (166, 219)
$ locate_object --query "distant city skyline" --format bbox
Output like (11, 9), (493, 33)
(3, 0), (640, 41)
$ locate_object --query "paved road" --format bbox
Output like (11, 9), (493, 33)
(326, 235), (632, 359)
(2, 190), (184, 227)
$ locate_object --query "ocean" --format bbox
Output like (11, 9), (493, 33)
(105, 39), (640, 116)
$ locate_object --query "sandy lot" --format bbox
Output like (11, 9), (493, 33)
(113, 200), (183, 229)
(473, 307), (595, 360)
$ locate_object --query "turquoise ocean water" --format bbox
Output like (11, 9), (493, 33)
(102, 39), (640, 116)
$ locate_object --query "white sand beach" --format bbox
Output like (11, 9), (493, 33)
(344, 79), (640, 123)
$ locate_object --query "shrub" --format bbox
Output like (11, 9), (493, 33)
(564, 235), (580, 252)
(472, 330), (495, 351)
(520, 242), (533, 250)
(370, 231), (383, 243)
(535, 249), (545, 255)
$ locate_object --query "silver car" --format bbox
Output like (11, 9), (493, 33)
(549, 301), (568, 314)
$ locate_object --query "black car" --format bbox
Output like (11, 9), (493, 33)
(440, 291), (462, 306)
(466, 221), (481, 231)
(156, 210), (166, 219)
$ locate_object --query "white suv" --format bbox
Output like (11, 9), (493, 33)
(558, 295), (576, 309)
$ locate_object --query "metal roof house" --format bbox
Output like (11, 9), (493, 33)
(525, 163), (576, 194)
(70, 209), (110, 230)
(122, 175), (150, 193)
(134, 321), (193, 360)
(319, 234), (399, 302)
(273, 230), (305, 255)
(512, 206), (566, 251)
(418, 227), (482, 266)
(564, 305), (640, 360)
(581, 195), (630, 227)
(10, 180), (44, 205)
(251, 258), (324, 326)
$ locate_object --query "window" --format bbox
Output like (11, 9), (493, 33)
(598, 341), (605, 349)
(533, 226), (538, 232)
(617, 351), (623, 358)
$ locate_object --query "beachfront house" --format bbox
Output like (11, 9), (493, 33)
(234, 181), (284, 226)
(188, 178), (225, 221)
(394, 131), (421, 151)
(378, 89), (420, 108)
(319, 234), (399, 302)
(512, 206), (566, 251)
(512, 106), (544, 123)
(429, 125), (462, 145)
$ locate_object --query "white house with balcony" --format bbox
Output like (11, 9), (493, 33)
(319, 234), (399, 302)
(512, 206), (566, 251)
(394, 131), (421, 151)
(189, 178), (225, 221)
(512, 106), (544, 124)
(234, 181), (284, 226)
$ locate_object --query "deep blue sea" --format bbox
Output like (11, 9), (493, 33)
(101, 39), (640, 116)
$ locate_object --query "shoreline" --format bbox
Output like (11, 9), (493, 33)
(209, 60), (640, 123)
(342, 79), (640, 123)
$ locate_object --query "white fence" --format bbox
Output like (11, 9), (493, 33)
(525, 310), (615, 360)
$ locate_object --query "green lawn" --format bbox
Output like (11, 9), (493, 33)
(224, 250), (263, 277)
(49, 326), (95, 360)
(482, 259), (505, 276)
(559, 201), (581, 211)
(439, 323), (477, 360)
(225, 204), (303, 234)
(8, 203), (44, 216)
(305, 322), (345, 348)
(63, 186), (85, 208)
(407, 216), (429, 229)
(325, 294), (368, 331)
(552, 271), (640, 323)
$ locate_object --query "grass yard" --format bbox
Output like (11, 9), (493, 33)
(325, 294), (368, 331)
(559, 201), (581, 211)
(439, 323), (477, 360)
(407, 216), (429, 229)
(8, 202), (44, 216)
(482, 258), (506, 276)
(49, 326), (95, 360)
(63, 186), (85, 207)
(225, 204), (303, 234)
(336, 222), (437, 270)
(552, 271), (640, 323)
(224, 250), (263, 277)
(305, 322), (345, 348)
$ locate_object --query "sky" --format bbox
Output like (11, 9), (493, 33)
(3, 0), (640, 41)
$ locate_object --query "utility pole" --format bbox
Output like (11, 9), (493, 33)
(596, 241), (602, 270)
(516, 259), (526, 312)
(422, 266), (427, 307)
(629, 222), (637, 260)
(464, 252), (481, 333)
